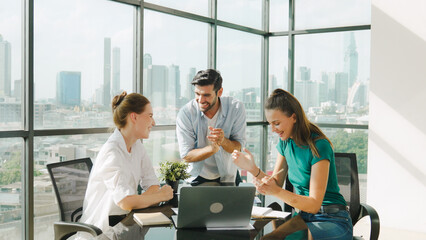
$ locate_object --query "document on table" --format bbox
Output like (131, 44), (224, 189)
(251, 206), (291, 219)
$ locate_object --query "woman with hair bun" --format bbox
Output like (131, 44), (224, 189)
(80, 91), (173, 231)
(232, 89), (353, 239)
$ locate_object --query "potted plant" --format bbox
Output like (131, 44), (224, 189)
(159, 160), (191, 193)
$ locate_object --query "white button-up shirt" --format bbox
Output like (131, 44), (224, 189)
(80, 128), (160, 231)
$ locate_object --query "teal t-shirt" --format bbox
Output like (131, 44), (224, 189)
(276, 137), (346, 206)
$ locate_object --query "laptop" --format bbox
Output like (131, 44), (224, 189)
(172, 186), (256, 229)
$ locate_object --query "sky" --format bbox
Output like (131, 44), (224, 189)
(0, 0), (371, 101)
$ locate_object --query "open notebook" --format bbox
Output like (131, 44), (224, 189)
(133, 212), (172, 227)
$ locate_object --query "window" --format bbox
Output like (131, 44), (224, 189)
(217, 27), (262, 122)
(294, 30), (370, 125)
(0, 1), (22, 131)
(143, 10), (208, 125)
(145, 0), (209, 17)
(34, 0), (134, 129)
(269, 0), (289, 32)
(217, 0), (263, 29)
(0, 138), (23, 239)
(33, 133), (109, 239)
(269, 36), (289, 93)
(295, 0), (371, 30)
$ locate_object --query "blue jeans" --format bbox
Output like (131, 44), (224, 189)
(298, 209), (353, 240)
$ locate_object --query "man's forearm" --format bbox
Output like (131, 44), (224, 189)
(221, 138), (241, 153)
(183, 145), (219, 163)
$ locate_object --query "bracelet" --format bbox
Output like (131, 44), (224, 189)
(254, 167), (261, 177)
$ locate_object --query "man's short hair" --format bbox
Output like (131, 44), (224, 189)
(191, 69), (223, 92)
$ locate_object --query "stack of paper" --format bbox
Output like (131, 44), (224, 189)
(251, 206), (291, 219)
(133, 212), (172, 227)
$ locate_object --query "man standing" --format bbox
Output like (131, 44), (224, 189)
(176, 69), (246, 185)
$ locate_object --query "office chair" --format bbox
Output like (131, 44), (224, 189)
(283, 153), (380, 240)
(47, 158), (102, 240)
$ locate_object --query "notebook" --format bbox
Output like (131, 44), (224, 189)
(133, 212), (172, 227)
(172, 186), (256, 229)
(251, 206), (291, 219)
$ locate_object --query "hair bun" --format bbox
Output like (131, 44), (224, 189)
(272, 88), (287, 96)
(112, 91), (127, 110)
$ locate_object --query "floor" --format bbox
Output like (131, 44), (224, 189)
(354, 217), (426, 240)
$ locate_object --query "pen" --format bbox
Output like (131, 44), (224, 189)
(259, 168), (284, 187)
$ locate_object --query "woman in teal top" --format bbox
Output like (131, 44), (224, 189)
(232, 89), (353, 239)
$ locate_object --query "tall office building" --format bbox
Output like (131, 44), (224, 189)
(344, 32), (359, 88)
(103, 38), (111, 107)
(296, 66), (311, 81)
(269, 74), (278, 93)
(13, 79), (21, 101)
(143, 53), (152, 69)
(147, 65), (168, 108)
(185, 67), (196, 100)
(0, 35), (12, 97)
(319, 72), (329, 104)
(335, 72), (349, 105)
(168, 65), (181, 107)
(282, 67), (288, 90)
(112, 47), (120, 96)
(295, 80), (319, 111)
(143, 54), (153, 95)
(56, 71), (81, 107)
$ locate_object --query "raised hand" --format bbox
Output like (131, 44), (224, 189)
(231, 148), (257, 172)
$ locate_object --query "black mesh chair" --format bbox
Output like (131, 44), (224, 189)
(283, 153), (380, 240)
(47, 158), (102, 240)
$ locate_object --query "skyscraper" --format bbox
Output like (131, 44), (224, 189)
(335, 72), (349, 105)
(56, 71), (81, 106)
(297, 66), (311, 81)
(13, 79), (21, 101)
(0, 35), (12, 97)
(168, 65), (181, 107)
(143, 54), (152, 69)
(112, 47), (120, 96)
(269, 74), (278, 93)
(147, 65), (168, 108)
(344, 32), (359, 88)
(185, 67), (196, 100)
(103, 38), (111, 107)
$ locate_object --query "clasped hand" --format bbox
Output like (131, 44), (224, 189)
(207, 126), (225, 146)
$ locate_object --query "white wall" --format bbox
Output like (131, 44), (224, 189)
(369, 0), (426, 233)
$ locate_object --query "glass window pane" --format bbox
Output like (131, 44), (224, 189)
(269, 36), (289, 93)
(269, 0), (289, 32)
(0, 138), (23, 239)
(295, 0), (371, 30)
(34, 0), (134, 129)
(294, 31), (370, 125)
(0, 1), (22, 130)
(143, 130), (180, 176)
(145, 0), (209, 17)
(34, 133), (110, 239)
(143, 10), (208, 125)
(217, 0), (263, 29)
(324, 128), (368, 203)
(217, 27), (262, 122)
